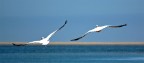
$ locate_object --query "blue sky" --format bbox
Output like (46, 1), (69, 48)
(0, 0), (144, 42)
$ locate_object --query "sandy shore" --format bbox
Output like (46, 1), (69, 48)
(0, 42), (144, 45)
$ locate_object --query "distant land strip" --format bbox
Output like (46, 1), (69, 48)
(1, 42), (144, 45)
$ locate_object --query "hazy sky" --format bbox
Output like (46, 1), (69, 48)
(0, 0), (144, 42)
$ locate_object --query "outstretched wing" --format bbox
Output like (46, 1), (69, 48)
(109, 24), (127, 28)
(70, 32), (90, 41)
(12, 43), (27, 46)
(44, 20), (67, 41)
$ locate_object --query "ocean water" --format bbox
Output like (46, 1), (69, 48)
(0, 45), (144, 63)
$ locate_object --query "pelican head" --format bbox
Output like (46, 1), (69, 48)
(41, 37), (45, 39)
(96, 25), (99, 27)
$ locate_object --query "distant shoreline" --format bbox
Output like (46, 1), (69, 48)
(0, 42), (144, 45)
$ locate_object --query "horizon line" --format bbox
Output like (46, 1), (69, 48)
(0, 42), (144, 45)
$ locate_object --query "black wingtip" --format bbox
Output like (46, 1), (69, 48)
(12, 43), (16, 45)
(57, 20), (68, 31)
(70, 37), (81, 41)
(70, 36), (85, 41)
(70, 39), (78, 41)
(70, 33), (89, 41)
(63, 20), (67, 26)
(70, 39), (79, 41)
(65, 20), (68, 24)
(12, 43), (27, 46)
(124, 24), (127, 26)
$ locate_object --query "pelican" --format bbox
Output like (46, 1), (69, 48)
(12, 20), (67, 46)
(71, 24), (127, 41)
(27, 20), (67, 45)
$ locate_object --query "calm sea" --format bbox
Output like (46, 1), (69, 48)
(0, 45), (144, 63)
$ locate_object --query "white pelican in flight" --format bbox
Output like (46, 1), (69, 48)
(27, 20), (67, 45)
(12, 20), (67, 46)
(70, 24), (127, 41)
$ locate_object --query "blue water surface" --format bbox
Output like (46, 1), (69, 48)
(0, 45), (144, 63)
